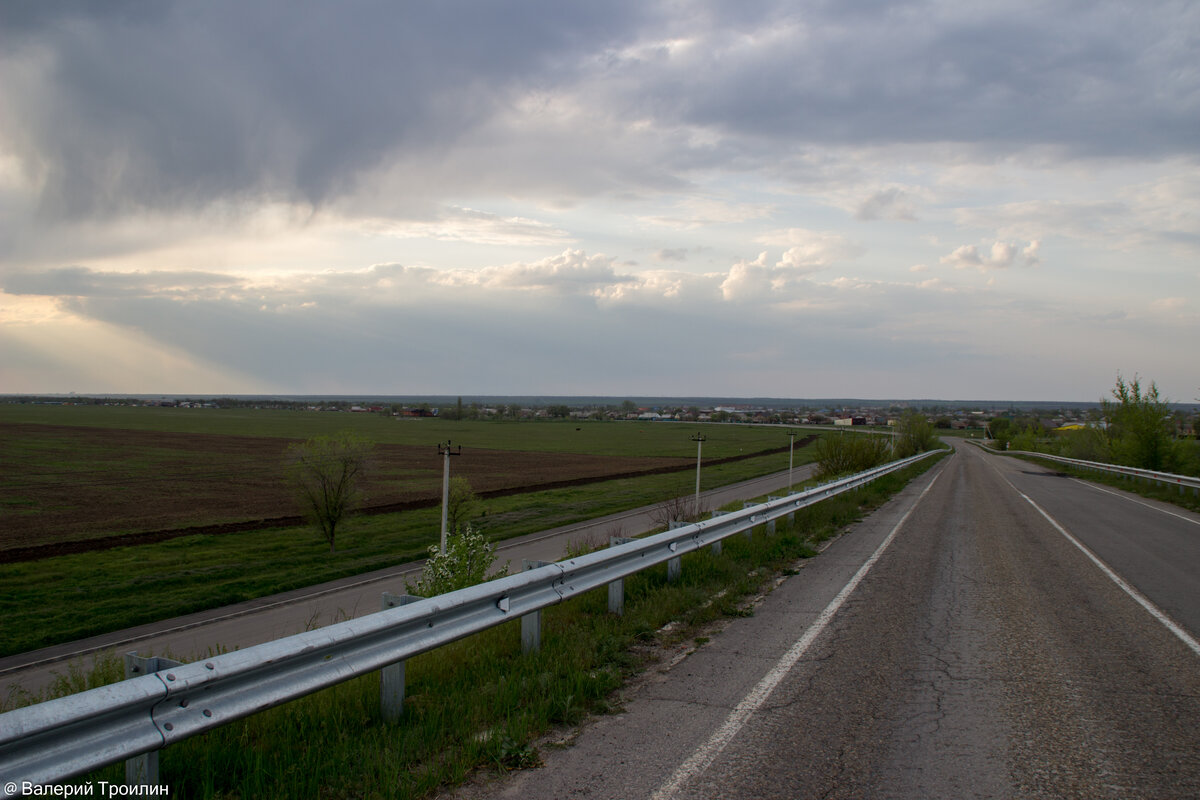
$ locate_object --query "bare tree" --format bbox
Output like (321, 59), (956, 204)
(649, 494), (705, 529)
(288, 432), (373, 553)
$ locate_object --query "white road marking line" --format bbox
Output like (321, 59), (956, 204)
(650, 468), (945, 800)
(977, 443), (1199, 528)
(983, 451), (1200, 656)
(1070, 478), (1200, 527)
(1016, 489), (1200, 658)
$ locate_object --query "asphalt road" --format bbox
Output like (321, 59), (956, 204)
(458, 440), (1200, 799)
(0, 464), (816, 698)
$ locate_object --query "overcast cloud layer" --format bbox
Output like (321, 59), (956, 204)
(1, 0), (1197, 401)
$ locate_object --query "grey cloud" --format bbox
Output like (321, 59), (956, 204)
(7, 0), (1194, 236)
(2, 1), (648, 221)
(626, 1), (1199, 159)
(655, 248), (689, 262)
(51, 282), (758, 394)
(855, 188), (917, 221)
(17, 253), (1185, 398)
(2, 266), (242, 297)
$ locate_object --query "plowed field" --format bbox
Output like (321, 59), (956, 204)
(0, 423), (698, 560)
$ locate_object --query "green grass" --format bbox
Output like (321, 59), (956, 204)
(0, 450), (812, 657)
(22, 453), (946, 799)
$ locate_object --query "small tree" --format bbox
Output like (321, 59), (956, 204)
(893, 410), (937, 458)
(288, 432), (373, 553)
(445, 476), (480, 536)
(1103, 374), (1177, 471)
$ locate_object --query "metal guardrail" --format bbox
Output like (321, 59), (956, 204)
(977, 442), (1200, 494)
(0, 449), (945, 796)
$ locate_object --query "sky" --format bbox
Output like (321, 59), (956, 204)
(1, 1), (1197, 402)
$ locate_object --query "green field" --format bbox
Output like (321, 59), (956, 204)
(0, 405), (824, 656)
(0, 403), (789, 458)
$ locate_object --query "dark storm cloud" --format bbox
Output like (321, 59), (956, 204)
(6, 0), (1195, 231)
(2, 1), (647, 220)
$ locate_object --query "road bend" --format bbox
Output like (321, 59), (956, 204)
(461, 440), (1200, 799)
(0, 465), (815, 698)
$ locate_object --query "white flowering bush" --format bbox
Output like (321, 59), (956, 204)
(406, 525), (508, 597)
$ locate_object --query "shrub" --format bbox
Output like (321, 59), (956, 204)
(406, 525), (509, 597)
(814, 434), (891, 479)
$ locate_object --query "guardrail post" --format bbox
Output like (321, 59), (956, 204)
(766, 496), (783, 533)
(608, 538), (635, 614)
(743, 502), (758, 539)
(708, 511), (726, 555)
(666, 522), (686, 580)
(380, 593), (422, 722)
(124, 653), (183, 785)
(522, 561), (553, 653)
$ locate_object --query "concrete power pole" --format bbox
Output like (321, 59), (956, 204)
(438, 440), (462, 555)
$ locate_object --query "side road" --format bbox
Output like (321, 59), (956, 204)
(0, 464), (815, 699)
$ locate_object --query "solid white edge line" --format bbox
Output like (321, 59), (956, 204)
(1068, 478), (1200, 527)
(1016, 489), (1200, 658)
(650, 467), (945, 800)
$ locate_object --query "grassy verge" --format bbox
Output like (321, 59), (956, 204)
(17, 452), (946, 798)
(0, 451), (805, 657)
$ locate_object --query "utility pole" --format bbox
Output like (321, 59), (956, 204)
(438, 440), (462, 555)
(787, 430), (797, 490)
(691, 433), (707, 519)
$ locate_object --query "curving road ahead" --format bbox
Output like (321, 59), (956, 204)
(463, 440), (1200, 799)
